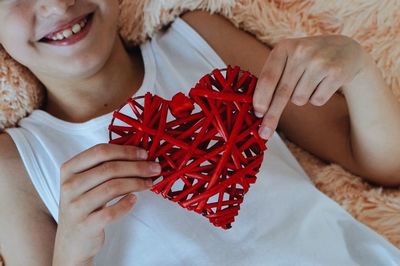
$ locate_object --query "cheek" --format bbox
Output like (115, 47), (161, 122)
(1, 19), (35, 68)
(0, 4), (37, 67)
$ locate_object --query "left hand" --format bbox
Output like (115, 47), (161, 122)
(253, 34), (367, 139)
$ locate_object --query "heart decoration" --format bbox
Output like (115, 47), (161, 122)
(108, 65), (268, 229)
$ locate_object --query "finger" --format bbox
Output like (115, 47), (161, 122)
(85, 193), (137, 231)
(253, 46), (287, 117)
(258, 58), (306, 139)
(310, 75), (343, 106)
(290, 68), (327, 106)
(61, 144), (148, 177)
(62, 161), (161, 201)
(72, 177), (149, 219)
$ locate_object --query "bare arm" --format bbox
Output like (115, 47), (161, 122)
(0, 133), (57, 266)
(180, 10), (400, 187)
(340, 53), (400, 185)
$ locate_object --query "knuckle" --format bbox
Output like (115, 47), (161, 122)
(94, 144), (109, 158)
(294, 43), (311, 58)
(310, 57), (326, 69)
(102, 209), (118, 223)
(133, 146), (143, 158)
(276, 84), (292, 98)
(292, 94), (308, 105)
(60, 161), (69, 174)
(60, 181), (78, 202)
(272, 40), (290, 56)
(273, 41), (284, 51)
(61, 180), (74, 195)
(104, 179), (123, 196)
(258, 72), (273, 85)
(100, 162), (117, 175)
(136, 162), (152, 176)
(132, 146), (147, 160)
(60, 162), (72, 183)
(311, 95), (326, 105)
(139, 178), (151, 190)
(60, 190), (71, 203)
(253, 101), (268, 114)
(327, 65), (343, 77)
(263, 113), (279, 124)
(276, 38), (291, 49)
(123, 144), (135, 155)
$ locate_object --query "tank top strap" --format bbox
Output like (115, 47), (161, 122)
(171, 16), (227, 69)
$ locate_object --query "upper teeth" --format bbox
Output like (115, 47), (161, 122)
(50, 18), (87, 41)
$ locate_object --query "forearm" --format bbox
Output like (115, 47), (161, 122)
(341, 51), (400, 186)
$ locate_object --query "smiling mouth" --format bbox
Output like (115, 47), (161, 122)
(39, 12), (94, 43)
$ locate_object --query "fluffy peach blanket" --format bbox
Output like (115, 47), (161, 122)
(0, 1), (399, 262)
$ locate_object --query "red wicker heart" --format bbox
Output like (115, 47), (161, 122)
(108, 65), (268, 229)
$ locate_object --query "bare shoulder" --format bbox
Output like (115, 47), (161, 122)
(0, 133), (56, 265)
(0, 133), (19, 160)
(0, 133), (52, 216)
(0, 133), (26, 186)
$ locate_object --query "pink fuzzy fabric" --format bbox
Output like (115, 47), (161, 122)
(0, 2), (399, 263)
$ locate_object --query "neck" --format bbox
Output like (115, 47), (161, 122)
(39, 35), (144, 123)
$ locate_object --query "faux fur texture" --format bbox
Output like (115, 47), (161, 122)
(0, 0), (399, 256)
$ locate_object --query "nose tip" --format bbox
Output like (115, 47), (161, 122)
(38, 0), (75, 17)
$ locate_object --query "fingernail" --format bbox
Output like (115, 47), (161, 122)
(259, 126), (272, 139)
(145, 179), (153, 186)
(151, 163), (161, 174)
(254, 111), (264, 118)
(138, 149), (148, 160)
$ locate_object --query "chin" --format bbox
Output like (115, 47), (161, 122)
(58, 62), (105, 80)
(63, 32), (118, 78)
(54, 45), (114, 79)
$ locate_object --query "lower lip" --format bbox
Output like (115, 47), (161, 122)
(40, 13), (94, 46)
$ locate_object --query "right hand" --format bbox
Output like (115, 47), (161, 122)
(52, 144), (161, 266)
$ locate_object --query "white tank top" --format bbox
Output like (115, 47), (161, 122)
(6, 17), (400, 266)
